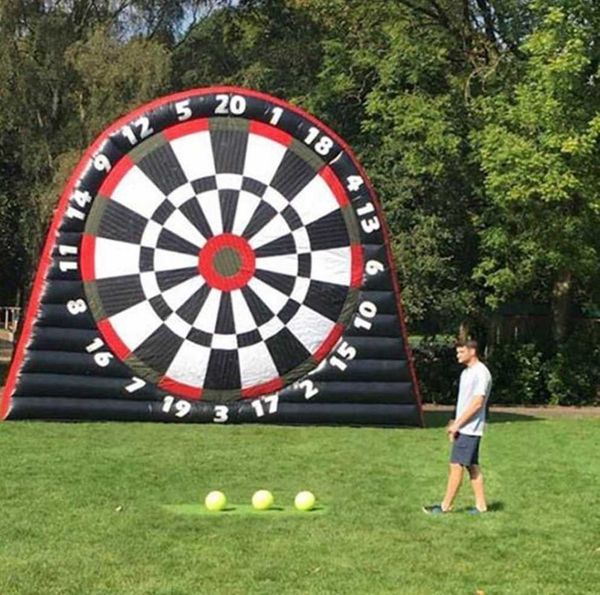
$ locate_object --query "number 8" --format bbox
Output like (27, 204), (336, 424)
(67, 299), (87, 315)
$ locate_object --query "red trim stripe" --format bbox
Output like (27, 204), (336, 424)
(313, 323), (344, 362)
(98, 155), (134, 197)
(163, 118), (209, 141)
(249, 120), (293, 147)
(241, 377), (284, 399)
(158, 377), (203, 400)
(319, 166), (349, 207)
(97, 319), (131, 360)
(79, 234), (96, 282)
(350, 244), (364, 288)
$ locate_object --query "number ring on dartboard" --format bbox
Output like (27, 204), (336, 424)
(80, 117), (363, 402)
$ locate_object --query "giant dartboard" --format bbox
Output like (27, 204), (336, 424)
(2, 87), (423, 426)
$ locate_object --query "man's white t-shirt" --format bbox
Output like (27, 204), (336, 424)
(456, 361), (492, 436)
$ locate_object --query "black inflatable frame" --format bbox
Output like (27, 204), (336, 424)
(2, 87), (423, 426)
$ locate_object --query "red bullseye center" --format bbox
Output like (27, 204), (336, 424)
(198, 234), (256, 291)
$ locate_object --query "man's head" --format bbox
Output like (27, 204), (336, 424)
(456, 339), (480, 366)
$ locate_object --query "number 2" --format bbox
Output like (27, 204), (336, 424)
(297, 379), (319, 400)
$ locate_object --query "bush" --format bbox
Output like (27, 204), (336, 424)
(411, 327), (599, 407)
(411, 338), (460, 404)
(544, 329), (600, 405)
(486, 342), (549, 405)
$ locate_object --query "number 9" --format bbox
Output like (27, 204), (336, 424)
(93, 154), (111, 172)
(365, 260), (384, 276)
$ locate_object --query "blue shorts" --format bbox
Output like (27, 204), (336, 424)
(450, 433), (481, 466)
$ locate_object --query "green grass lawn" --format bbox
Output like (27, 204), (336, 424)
(0, 412), (598, 594)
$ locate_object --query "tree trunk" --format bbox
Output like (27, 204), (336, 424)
(551, 269), (573, 344)
(458, 320), (470, 342)
(485, 311), (501, 358)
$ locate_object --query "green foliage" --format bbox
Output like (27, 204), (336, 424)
(66, 27), (172, 144)
(0, 361), (8, 384)
(0, 2), (174, 297)
(487, 342), (549, 405)
(412, 337), (460, 404)
(173, 1), (323, 102)
(414, 328), (600, 407)
(474, 2), (600, 314)
(544, 328), (600, 405)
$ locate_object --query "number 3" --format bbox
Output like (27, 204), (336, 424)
(213, 405), (229, 423)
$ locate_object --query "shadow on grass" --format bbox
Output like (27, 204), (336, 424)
(219, 505), (325, 513)
(487, 501), (504, 512)
(163, 503), (327, 517)
(424, 410), (539, 428)
(455, 501), (505, 513)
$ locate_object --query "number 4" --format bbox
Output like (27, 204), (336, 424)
(346, 176), (364, 192)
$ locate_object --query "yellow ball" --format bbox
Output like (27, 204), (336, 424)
(204, 490), (227, 512)
(294, 491), (316, 511)
(252, 490), (274, 510)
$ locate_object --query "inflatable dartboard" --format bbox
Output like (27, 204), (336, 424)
(1, 87), (423, 426)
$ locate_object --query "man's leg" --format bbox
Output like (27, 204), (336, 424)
(441, 463), (464, 511)
(468, 465), (487, 512)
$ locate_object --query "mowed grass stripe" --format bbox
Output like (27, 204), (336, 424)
(0, 414), (598, 594)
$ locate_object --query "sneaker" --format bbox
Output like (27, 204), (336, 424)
(422, 504), (448, 515)
(467, 507), (487, 515)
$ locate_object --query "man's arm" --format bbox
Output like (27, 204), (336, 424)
(448, 394), (485, 436)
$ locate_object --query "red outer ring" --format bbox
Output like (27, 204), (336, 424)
(98, 155), (135, 198)
(158, 377), (203, 400)
(1, 86), (422, 424)
(163, 117), (210, 140)
(97, 320), (131, 360)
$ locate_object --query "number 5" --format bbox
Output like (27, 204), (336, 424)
(175, 100), (192, 121)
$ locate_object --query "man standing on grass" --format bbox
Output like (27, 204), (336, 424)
(423, 339), (492, 515)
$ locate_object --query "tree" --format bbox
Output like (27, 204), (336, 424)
(0, 1), (178, 302)
(474, 2), (600, 343)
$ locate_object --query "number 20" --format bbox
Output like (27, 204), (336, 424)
(215, 94), (246, 115)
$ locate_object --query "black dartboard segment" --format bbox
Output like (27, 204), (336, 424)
(2, 87), (423, 425)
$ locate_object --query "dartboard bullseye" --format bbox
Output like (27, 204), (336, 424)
(80, 117), (362, 401)
(198, 234), (255, 291)
(2, 87), (423, 426)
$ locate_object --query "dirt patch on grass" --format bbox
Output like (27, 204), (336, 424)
(425, 403), (600, 419)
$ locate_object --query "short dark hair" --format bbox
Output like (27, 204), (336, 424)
(456, 339), (479, 355)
